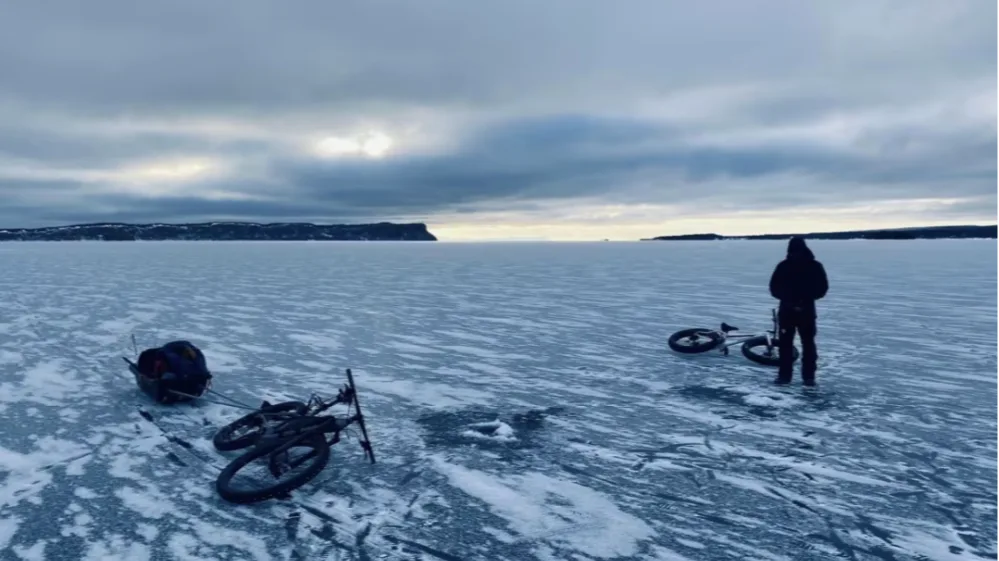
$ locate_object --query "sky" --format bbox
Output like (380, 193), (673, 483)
(0, 1), (995, 241)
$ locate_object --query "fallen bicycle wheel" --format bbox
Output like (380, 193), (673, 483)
(741, 335), (799, 367)
(216, 435), (331, 504)
(667, 328), (724, 353)
(213, 401), (309, 452)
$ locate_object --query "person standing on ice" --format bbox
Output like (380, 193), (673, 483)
(768, 236), (828, 386)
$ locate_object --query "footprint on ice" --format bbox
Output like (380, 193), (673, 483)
(673, 384), (808, 419)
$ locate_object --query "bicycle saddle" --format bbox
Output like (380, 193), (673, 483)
(720, 322), (739, 333)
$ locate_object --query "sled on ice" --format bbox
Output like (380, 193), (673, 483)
(122, 339), (213, 404)
(121, 337), (376, 503)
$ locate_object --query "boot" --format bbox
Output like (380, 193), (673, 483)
(802, 369), (816, 387)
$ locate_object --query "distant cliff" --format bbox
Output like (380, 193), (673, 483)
(0, 222), (438, 241)
(643, 224), (997, 241)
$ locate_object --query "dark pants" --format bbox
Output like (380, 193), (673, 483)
(777, 305), (817, 383)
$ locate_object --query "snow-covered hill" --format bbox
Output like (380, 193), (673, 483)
(0, 222), (437, 242)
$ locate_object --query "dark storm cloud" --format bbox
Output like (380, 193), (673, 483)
(0, 104), (280, 169)
(0, 0), (994, 228)
(0, 1), (813, 110)
(30, 197), (360, 227)
(0, 125), (205, 169)
(265, 112), (997, 213)
(25, 112), (991, 227)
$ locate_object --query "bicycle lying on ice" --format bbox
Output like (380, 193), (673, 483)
(667, 308), (798, 367)
(211, 368), (376, 504)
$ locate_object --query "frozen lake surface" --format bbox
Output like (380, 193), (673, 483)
(0, 240), (995, 561)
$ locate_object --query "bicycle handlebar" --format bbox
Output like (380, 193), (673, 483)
(307, 386), (352, 414)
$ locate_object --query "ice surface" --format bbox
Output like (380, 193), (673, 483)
(0, 239), (995, 560)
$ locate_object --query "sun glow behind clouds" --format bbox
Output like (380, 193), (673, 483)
(314, 132), (394, 158)
(0, 156), (218, 185)
(122, 158), (213, 180)
(101, 156), (232, 197)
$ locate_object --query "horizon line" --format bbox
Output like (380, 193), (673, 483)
(3, 219), (996, 239)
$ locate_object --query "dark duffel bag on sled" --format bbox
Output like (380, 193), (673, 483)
(128, 340), (213, 404)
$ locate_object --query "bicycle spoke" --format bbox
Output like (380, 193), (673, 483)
(275, 444), (322, 472)
(227, 442), (324, 491)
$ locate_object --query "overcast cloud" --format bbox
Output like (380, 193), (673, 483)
(0, 0), (994, 238)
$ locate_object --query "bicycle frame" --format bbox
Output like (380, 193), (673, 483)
(258, 398), (350, 444)
(255, 404), (310, 424)
(262, 413), (365, 474)
(696, 308), (781, 355)
(256, 369), (376, 472)
(238, 391), (348, 435)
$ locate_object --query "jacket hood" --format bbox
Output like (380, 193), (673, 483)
(787, 236), (815, 260)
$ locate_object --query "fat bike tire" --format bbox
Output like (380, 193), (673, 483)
(213, 401), (308, 452)
(215, 435), (331, 504)
(741, 335), (799, 367)
(668, 328), (723, 354)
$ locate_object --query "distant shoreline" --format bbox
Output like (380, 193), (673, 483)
(0, 221), (438, 242)
(642, 224), (997, 241)
(1, 221), (993, 243)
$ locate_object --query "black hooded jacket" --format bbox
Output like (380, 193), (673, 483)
(768, 237), (828, 311)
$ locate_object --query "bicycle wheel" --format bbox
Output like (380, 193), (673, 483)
(741, 335), (799, 367)
(216, 434), (331, 504)
(668, 328), (723, 354)
(213, 401), (308, 452)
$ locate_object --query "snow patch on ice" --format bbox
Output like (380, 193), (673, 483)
(82, 535), (151, 561)
(135, 523), (158, 543)
(462, 420), (517, 442)
(388, 341), (443, 354)
(12, 540), (46, 561)
(0, 516), (20, 549)
(439, 344), (534, 361)
(288, 332), (341, 351)
(0, 350), (23, 365)
(363, 376), (497, 408)
(433, 456), (655, 558)
(74, 487), (98, 500)
(0, 359), (90, 406)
